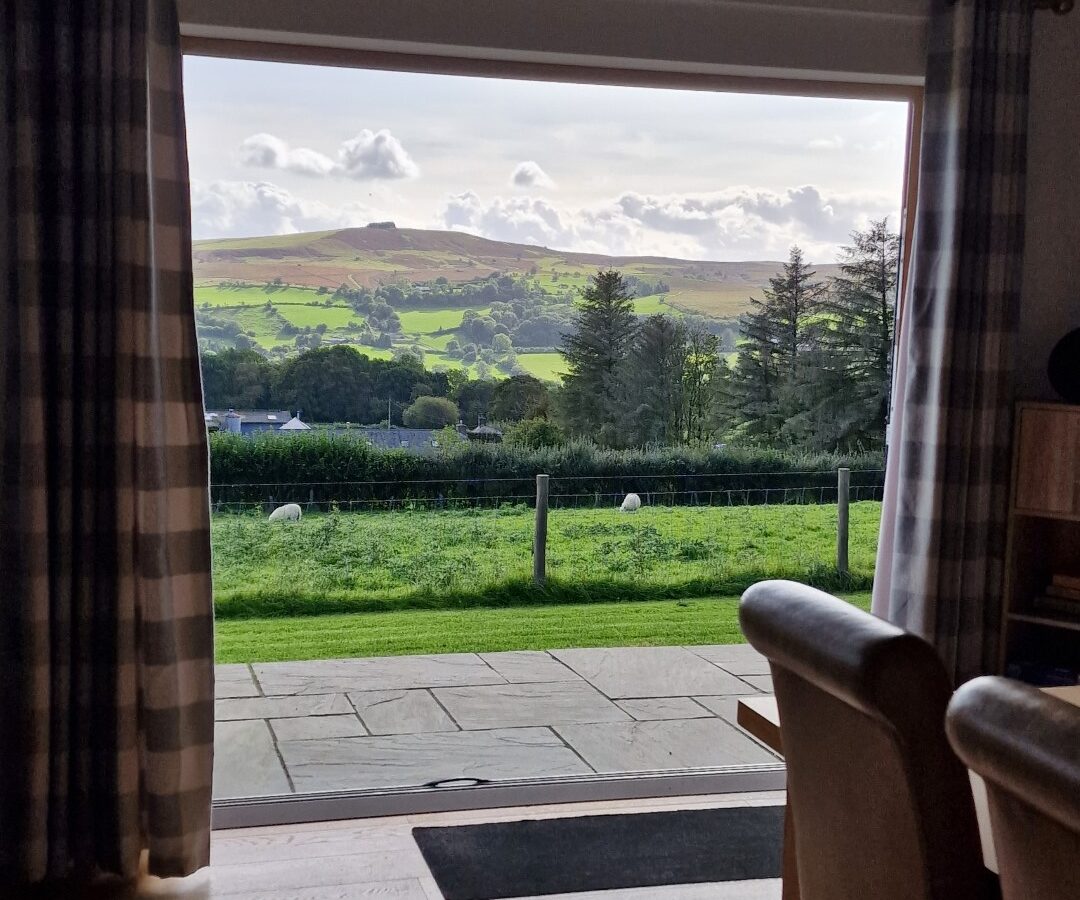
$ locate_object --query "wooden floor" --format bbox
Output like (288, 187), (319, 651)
(136, 792), (786, 899)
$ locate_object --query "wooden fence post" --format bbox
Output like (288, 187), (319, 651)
(534, 474), (549, 586)
(837, 467), (850, 574)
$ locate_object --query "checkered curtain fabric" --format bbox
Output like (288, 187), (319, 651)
(872, 0), (1033, 683)
(0, 0), (214, 885)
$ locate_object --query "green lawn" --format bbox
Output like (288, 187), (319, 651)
(215, 591), (873, 662)
(211, 502), (879, 619)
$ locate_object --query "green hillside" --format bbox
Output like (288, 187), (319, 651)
(192, 225), (838, 382)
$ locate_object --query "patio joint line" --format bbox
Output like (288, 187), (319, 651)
(425, 688), (463, 732)
(247, 662), (266, 698)
(263, 718), (298, 794)
(344, 692), (373, 736)
(687, 696), (722, 716)
(544, 724), (599, 774)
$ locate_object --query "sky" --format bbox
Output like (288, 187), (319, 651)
(183, 56), (910, 263)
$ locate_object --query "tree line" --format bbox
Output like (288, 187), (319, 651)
(200, 345), (553, 430)
(558, 220), (899, 452)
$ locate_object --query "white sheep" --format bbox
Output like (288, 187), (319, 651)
(620, 493), (641, 512)
(268, 503), (302, 523)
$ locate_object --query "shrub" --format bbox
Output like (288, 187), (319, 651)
(402, 396), (459, 429)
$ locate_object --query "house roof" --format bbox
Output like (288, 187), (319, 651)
(279, 416), (312, 431)
(359, 427), (438, 450)
(468, 424), (503, 436)
(205, 409), (291, 425)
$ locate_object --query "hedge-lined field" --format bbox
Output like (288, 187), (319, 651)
(211, 501), (880, 619)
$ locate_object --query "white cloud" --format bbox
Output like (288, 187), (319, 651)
(807, 135), (845, 150)
(440, 184), (898, 261)
(237, 129), (419, 181)
(337, 129), (419, 180)
(510, 161), (555, 190)
(238, 133), (337, 177)
(190, 180), (375, 239)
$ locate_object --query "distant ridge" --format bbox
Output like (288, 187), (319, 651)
(192, 226), (840, 320)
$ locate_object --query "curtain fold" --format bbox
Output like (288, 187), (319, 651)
(0, 0), (214, 886)
(872, 0), (1033, 683)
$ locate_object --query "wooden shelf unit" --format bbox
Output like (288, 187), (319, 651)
(1000, 402), (1080, 677)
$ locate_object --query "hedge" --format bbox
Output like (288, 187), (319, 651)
(209, 433), (884, 508)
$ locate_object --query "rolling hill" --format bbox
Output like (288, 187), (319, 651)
(192, 225), (839, 381)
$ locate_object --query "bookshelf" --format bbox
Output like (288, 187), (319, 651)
(1000, 402), (1080, 682)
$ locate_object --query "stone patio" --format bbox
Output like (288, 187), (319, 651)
(214, 644), (780, 799)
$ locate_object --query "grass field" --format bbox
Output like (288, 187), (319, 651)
(276, 304), (361, 329)
(515, 352), (565, 381)
(397, 307), (490, 333)
(211, 501), (880, 619)
(195, 283), (321, 307)
(215, 591), (872, 663)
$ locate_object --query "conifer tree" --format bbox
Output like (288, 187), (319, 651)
(729, 245), (825, 444)
(610, 315), (687, 447)
(803, 220), (899, 450)
(559, 270), (638, 439)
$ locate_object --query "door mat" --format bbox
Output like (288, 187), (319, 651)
(413, 804), (784, 899)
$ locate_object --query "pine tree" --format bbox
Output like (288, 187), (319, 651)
(729, 245), (825, 444)
(559, 270), (638, 439)
(682, 324), (722, 444)
(610, 315), (687, 447)
(805, 220), (899, 450)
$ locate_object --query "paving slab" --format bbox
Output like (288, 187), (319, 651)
(741, 674), (774, 693)
(214, 720), (291, 799)
(554, 718), (780, 773)
(434, 682), (631, 730)
(479, 651), (581, 683)
(253, 654), (506, 695)
(279, 728), (593, 792)
(688, 644), (772, 676)
(217, 693), (354, 721)
(615, 697), (714, 721)
(215, 664), (260, 699)
(349, 689), (457, 735)
(694, 694), (758, 724)
(552, 646), (750, 698)
(271, 714), (368, 742)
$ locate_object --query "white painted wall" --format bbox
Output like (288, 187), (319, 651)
(1018, 12), (1080, 400)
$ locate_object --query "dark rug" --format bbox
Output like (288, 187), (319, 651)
(412, 804), (784, 900)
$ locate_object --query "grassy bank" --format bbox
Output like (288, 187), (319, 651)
(214, 592), (873, 662)
(212, 502), (880, 618)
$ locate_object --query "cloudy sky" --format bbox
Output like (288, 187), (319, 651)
(184, 56), (909, 263)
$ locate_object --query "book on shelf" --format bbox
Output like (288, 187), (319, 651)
(1048, 580), (1080, 602)
(1032, 594), (1080, 619)
(1051, 573), (1080, 593)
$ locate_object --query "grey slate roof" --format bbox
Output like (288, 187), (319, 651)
(358, 427), (440, 451)
(205, 409), (291, 426)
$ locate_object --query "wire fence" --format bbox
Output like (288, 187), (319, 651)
(209, 470), (885, 610)
(208, 469), (886, 514)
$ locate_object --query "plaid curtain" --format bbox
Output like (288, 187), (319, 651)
(0, 0), (214, 886)
(872, 0), (1033, 683)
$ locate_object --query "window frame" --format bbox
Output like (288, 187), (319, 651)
(184, 37), (923, 827)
